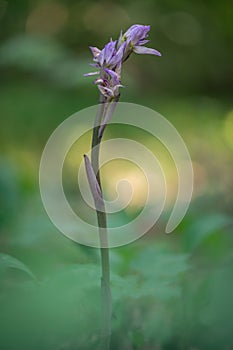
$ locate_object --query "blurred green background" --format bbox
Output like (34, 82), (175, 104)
(0, 0), (233, 349)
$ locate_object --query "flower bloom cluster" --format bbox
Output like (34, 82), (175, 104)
(84, 24), (161, 100)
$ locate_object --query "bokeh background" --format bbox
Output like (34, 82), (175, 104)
(0, 1), (233, 349)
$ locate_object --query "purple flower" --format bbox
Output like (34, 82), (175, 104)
(85, 41), (125, 98)
(121, 24), (162, 58)
(89, 40), (126, 70)
(84, 24), (161, 99)
(123, 24), (151, 46)
(95, 68), (123, 98)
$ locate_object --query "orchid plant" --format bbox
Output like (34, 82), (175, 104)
(84, 24), (161, 350)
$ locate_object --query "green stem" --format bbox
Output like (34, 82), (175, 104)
(91, 95), (112, 350)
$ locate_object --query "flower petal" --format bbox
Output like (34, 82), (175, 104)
(133, 45), (162, 56)
(89, 46), (101, 59)
(98, 85), (114, 97)
(89, 63), (99, 67)
(83, 71), (99, 77)
(103, 68), (119, 84)
(97, 48), (105, 66)
(124, 24), (150, 45)
(110, 41), (126, 67)
(94, 78), (104, 85)
(138, 39), (150, 45)
(104, 40), (117, 65)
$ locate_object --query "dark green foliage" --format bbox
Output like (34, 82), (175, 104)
(1, 211), (232, 349)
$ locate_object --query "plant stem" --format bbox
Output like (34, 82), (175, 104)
(91, 94), (112, 350)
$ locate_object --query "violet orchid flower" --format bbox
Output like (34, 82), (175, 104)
(84, 40), (126, 99)
(84, 24), (161, 99)
(120, 24), (162, 58)
(91, 40), (126, 69)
